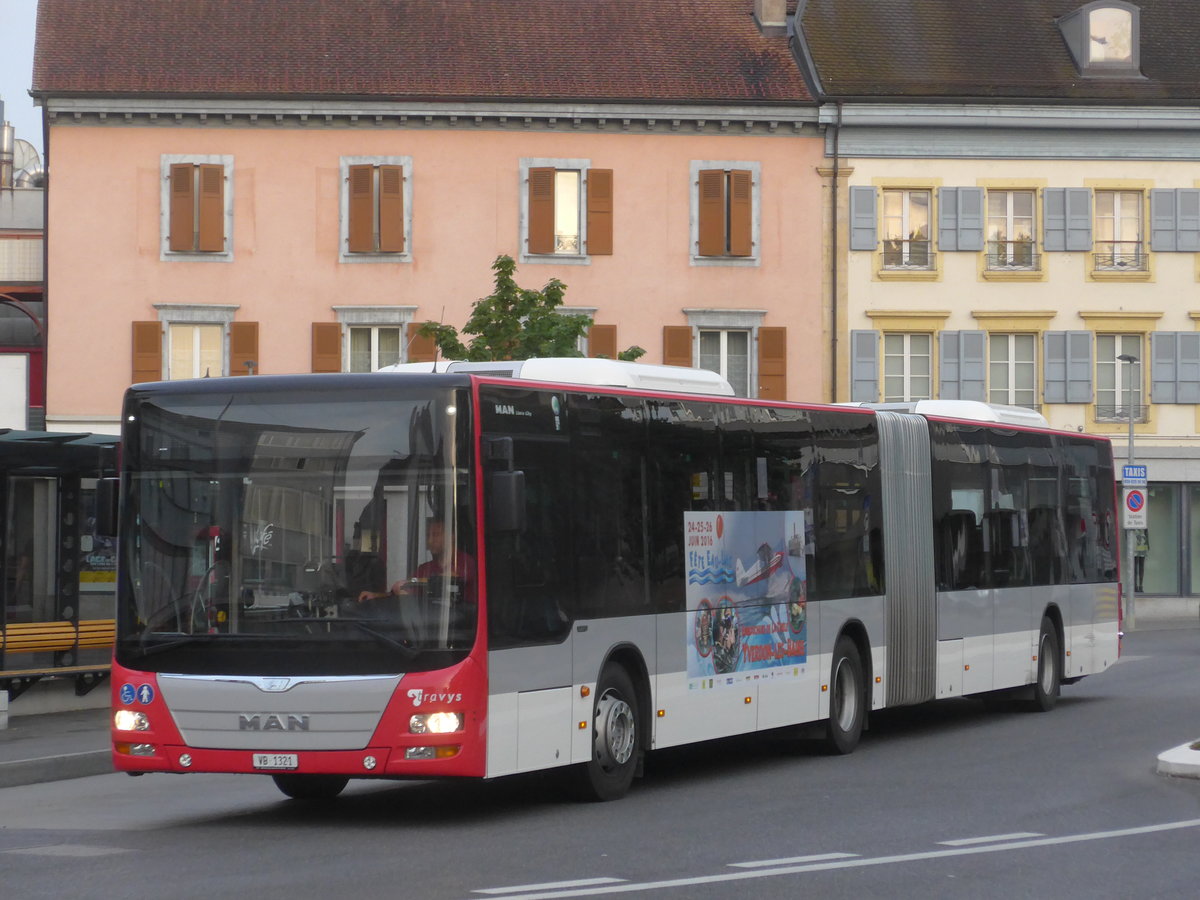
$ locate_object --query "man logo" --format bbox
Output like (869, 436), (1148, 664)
(238, 713), (310, 732)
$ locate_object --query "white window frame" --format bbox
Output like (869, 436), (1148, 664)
(153, 303), (239, 378)
(160, 155), (235, 262)
(688, 160), (762, 267)
(339, 156), (414, 264)
(682, 308), (766, 397)
(332, 306), (418, 372)
(1094, 189), (1145, 270)
(1096, 333), (1144, 422)
(519, 158), (591, 266)
(986, 190), (1037, 268)
(881, 189), (932, 269)
(988, 333), (1037, 408)
(883, 333), (933, 402)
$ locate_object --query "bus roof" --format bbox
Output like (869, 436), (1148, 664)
(376, 357), (736, 396)
(839, 399), (1050, 428)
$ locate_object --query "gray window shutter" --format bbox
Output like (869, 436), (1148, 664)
(1151, 189), (1178, 252)
(1180, 332), (1200, 403)
(960, 330), (986, 400)
(938, 187), (959, 252)
(1154, 332), (1200, 403)
(851, 329), (879, 402)
(1066, 330), (1093, 402)
(956, 188), (985, 252)
(939, 331), (962, 398)
(1043, 188), (1066, 252)
(1151, 331), (1176, 402)
(849, 187), (877, 251)
(1044, 330), (1092, 404)
(1065, 188), (1092, 251)
(1178, 189), (1200, 252)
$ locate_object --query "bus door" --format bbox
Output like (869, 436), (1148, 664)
(481, 388), (574, 776)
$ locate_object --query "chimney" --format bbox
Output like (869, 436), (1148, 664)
(1, 122), (14, 189)
(754, 0), (788, 36)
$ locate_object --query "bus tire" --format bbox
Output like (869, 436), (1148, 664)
(575, 664), (640, 802)
(1031, 616), (1060, 712)
(824, 636), (865, 755)
(272, 773), (349, 800)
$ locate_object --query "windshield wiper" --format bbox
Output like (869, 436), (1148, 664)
(133, 634), (221, 657)
(274, 616), (418, 658)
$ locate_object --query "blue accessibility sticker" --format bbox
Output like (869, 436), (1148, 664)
(136, 684), (155, 705)
(119, 683), (136, 705)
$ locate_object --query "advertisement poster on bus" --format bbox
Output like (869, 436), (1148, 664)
(685, 510), (807, 689)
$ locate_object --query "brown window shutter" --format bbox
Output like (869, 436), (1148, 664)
(697, 169), (726, 257)
(132, 321), (163, 383)
(662, 325), (693, 368)
(378, 165), (405, 253)
(588, 324), (617, 359)
(757, 326), (787, 401)
(168, 164), (195, 252)
(406, 323), (437, 363)
(527, 167), (556, 254)
(729, 170), (753, 257)
(311, 322), (342, 373)
(197, 164), (225, 252)
(230, 322), (259, 376)
(585, 168), (613, 256)
(348, 165), (375, 253)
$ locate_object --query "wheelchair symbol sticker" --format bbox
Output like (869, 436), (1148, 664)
(119, 683), (136, 704)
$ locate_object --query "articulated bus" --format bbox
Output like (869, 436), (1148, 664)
(110, 359), (1120, 800)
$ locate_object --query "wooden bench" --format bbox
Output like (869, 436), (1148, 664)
(1, 620), (114, 698)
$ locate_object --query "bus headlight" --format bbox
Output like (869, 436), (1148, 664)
(114, 709), (150, 732)
(409, 712), (463, 734)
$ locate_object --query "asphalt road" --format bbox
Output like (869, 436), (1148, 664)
(2, 623), (1198, 900)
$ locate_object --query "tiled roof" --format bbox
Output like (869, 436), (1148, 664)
(32, 0), (810, 106)
(799, 0), (1200, 101)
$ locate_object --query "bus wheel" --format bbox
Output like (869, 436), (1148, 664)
(1031, 617), (1060, 712)
(576, 665), (639, 801)
(824, 636), (865, 755)
(272, 773), (349, 800)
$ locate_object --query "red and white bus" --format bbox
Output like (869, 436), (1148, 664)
(111, 359), (1120, 800)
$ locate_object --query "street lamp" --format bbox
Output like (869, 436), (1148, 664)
(1117, 353), (1139, 628)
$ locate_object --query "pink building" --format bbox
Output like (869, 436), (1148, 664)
(32, 0), (827, 434)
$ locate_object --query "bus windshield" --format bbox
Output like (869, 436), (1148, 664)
(115, 379), (475, 675)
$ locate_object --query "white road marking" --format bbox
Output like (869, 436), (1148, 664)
(3, 844), (132, 857)
(473, 878), (627, 895)
(471, 818), (1200, 899)
(938, 832), (1043, 846)
(729, 852), (858, 868)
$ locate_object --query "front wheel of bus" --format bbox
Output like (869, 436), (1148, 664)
(824, 636), (865, 755)
(1031, 617), (1060, 712)
(272, 773), (349, 801)
(576, 665), (640, 802)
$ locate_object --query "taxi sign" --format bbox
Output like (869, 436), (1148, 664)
(1123, 464), (1147, 488)
(1123, 487), (1147, 529)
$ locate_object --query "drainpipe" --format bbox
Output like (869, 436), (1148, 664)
(830, 101), (843, 401)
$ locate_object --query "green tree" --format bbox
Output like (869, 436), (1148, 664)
(417, 255), (644, 361)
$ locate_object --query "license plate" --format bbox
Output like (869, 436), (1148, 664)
(252, 753), (298, 770)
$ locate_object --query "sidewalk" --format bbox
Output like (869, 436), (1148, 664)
(1, 598), (1198, 790)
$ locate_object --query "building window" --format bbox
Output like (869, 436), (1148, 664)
(348, 326), (403, 372)
(989, 334), (1037, 408)
(1096, 333), (1144, 421)
(340, 157), (412, 262)
(986, 190), (1037, 270)
(699, 329), (750, 396)
(520, 160), (612, 263)
(168, 323), (223, 380)
(1095, 190), (1146, 270)
(690, 160), (760, 265)
(884, 333), (932, 402)
(161, 155), (233, 260)
(1089, 6), (1133, 63)
(882, 190), (932, 269)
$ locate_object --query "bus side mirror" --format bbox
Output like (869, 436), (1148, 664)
(489, 470), (526, 533)
(95, 477), (120, 537)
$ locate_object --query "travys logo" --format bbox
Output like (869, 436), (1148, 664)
(407, 688), (462, 707)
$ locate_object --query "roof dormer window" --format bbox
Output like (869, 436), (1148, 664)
(1058, 2), (1141, 77)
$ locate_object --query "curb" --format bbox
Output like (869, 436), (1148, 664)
(0, 750), (112, 789)
(1156, 741), (1200, 778)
